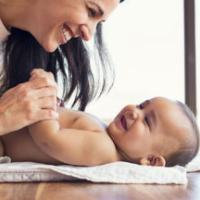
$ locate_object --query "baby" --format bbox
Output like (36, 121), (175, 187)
(1, 97), (199, 167)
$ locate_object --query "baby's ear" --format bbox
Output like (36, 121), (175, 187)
(139, 155), (166, 166)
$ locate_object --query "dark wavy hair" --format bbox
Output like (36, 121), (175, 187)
(0, 2), (125, 111)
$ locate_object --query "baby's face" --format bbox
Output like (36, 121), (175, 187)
(107, 97), (192, 164)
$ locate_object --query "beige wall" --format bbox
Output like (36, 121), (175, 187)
(86, 0), (185, 120)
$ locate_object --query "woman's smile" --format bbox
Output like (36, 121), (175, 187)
(60, 24), (74, 45)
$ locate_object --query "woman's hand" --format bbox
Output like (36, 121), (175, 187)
(0, 69), (58, 135)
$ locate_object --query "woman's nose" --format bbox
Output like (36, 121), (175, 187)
(79, 22), (97, 41)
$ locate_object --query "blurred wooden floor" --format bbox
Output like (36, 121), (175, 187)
(0, 173), (200, 200)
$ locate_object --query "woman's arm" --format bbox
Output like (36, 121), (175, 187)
(0, 69), (58, 136)
(28, 120), (116, 166)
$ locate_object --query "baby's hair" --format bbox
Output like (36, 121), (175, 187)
(166, 101), (199, 167)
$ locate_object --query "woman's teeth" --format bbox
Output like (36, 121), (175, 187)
(62, 27), (71, 43)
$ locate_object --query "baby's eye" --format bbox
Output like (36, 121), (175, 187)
(138, 103), (145, 109)
(138, 100), (150, 110)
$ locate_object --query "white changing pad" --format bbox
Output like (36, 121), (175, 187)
(0, 158), (187, 184)
(185, 154), (200, 172)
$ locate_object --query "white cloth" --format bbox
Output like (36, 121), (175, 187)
(0, 158), (187, 184)
(185, 153), (200, 172)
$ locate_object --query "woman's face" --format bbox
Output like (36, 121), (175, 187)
(28, 0), (119, 52)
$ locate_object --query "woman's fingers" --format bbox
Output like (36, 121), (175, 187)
(0, 88), (58, 135)
(29, 69), (58, 111)
(35, 86), (57, 99)
(3, 83), (57, 111)
(34, 109), (59, 122)
(30, 69), (55, 83)
(38, 96), (57, 110)
(22, 98), (59, 123)
(0, 69), (60, 135)
(30, 74), (58, 90)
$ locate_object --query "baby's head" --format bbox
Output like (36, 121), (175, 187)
(107, 97), (199, 167)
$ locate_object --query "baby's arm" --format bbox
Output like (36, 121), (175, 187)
(28, 119), (116, 166)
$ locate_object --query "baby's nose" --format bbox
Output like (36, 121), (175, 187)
(125, 111), (138, 129)
(125, 110), (138, 120)
(132, 111), (138, 120)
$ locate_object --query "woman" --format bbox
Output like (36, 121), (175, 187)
(0, 0), (124, 136)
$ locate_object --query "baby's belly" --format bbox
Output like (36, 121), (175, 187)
(1, 128), (61, 164)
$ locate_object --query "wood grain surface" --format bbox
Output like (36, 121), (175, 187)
(0, 173), (200, 200)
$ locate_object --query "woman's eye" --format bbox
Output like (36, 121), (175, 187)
(88, 8), (97, 17)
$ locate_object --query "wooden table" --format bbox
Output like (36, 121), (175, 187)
(0, 173), (200, 200)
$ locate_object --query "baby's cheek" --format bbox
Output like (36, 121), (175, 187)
(129, 125), (146, 139)
(133, 139), (150, 155)
(107, 122), (120, 137)
(128, 128), (150, 150)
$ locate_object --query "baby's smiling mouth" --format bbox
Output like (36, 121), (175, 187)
(120, 115), (128, 131)
(120, 111), (135, 132)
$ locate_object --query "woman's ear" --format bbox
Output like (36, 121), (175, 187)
(139, 155), (166, 166)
